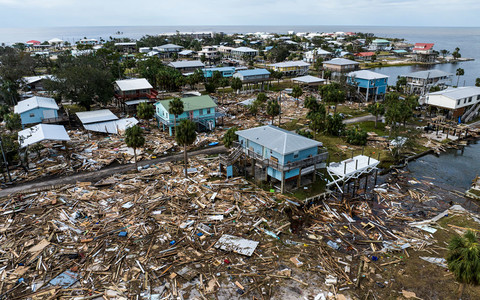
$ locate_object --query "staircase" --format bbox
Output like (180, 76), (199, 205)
(220, 146), (244, 165)
(462, 102), (480, 123)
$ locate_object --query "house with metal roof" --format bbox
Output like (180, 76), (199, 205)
(114, 78), (157, 109)
(347, 70), (389, 101)
(18, 124), (70, 148)
(155, 44), (183, 54)
(75, 109), (138, 134)
(268, 61), (310, 76)
(168, 60), (205, 73)
(400, 70), (452, 95)
(14, 96), (59, 126)
(292, 75), (326, 87)
(426, 87), (480, 122)
(202, 67), (236, 78)
(22, 75), (54, 91)
(233, 69), (270, 83)
(232, 125), (328, 192)
(412, 43), (436, 62)
(370, 39), (390, 51)
(155, 95), (218, 136)
(230, 47), (258, 59)
(322, 58), (359, 73)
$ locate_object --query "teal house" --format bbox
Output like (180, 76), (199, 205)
(235, 125), (328, 192)
(202, 67), (236, 78)
(14, 96), (59, 126)
(155, 95), (218, 136)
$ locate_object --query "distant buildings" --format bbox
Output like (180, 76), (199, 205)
(426, 87), (480, 122)
(354, 52), (376, 61)
(400, 70), (452, 95)
(230, 47), (258, 59)
(156, 44), (184, 57)
(155, 95), (218, 136)
(323, 58), (359, 74)
(115, 42), (137, 53)
(233, 69), (270, 86)
(14, 96), (59, 126)
(268, 61), (310, 76)
(347, 70), (389, 102)
(370, 39), (390, 51)
(303, 48), (332, 63)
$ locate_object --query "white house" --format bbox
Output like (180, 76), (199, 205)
(230, 47), (258, 59)
(426, 87), (480, 122)
(303, 49), (332, 63)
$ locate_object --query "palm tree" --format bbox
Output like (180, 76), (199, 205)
(125, 125), (145, 171)
(367, 102), (385, 129)
(447, 230), (480, 298)
(175, 119), (197, 178)
(440, 49), (450, 59)
(266, 99), (280, 125)
(456, 68), (465, 87)
(168, 97), (184, 134)
(291, 86), (303, 107)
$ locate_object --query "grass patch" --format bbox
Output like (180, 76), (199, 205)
(352, 121), (388, 136)
(63, 104), (86, 114)
(335, 104), (369, 118)
(292, 177), (327, 200)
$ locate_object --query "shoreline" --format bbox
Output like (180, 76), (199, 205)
(362, 57), (475, 69)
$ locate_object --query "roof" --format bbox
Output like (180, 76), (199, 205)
(14, 96), (59, 114)
(115, 78), (153, 91)
(354, 52), (375, 57)
(236, 125), (322, 155)
(178, 50), (194, 55)
(392, 50), (408, 53)
(233, 47), (258, 53)
(202, 67), (236, 72)
(235, 69), (270, 77)
(48, 38), (63, 44)
(18, 124), (70, 148)
(168, 60), (205, 69)
(26, 40), (41, 45)
(76, 109), (118, 125)
(309, 49), (331, 55)
(115, 42), (136, 46)
(347, 70), (389, 80)
(292, 75), (325, 84)
(413, 43), (434, 51)
(23, 75), (54, 85)
(157, 44), (183, 50)
(323, 58), (359, 66)
(156, 95), (217, 112)
(372, 39), (390, 44)
(402, 70), (452, 79)
(428, 86), (480, 100)
(269, 61), (310, 68)
(83, 117), (138, 134)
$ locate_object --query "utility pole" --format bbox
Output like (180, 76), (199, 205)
(0, 137), (12, 182)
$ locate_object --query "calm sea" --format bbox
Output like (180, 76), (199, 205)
(0, 25), (478, 85)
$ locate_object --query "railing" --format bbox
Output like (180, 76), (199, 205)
(41, 116), (69, 124)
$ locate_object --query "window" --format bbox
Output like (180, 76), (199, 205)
(457, 100), (461, 105)
(464, 99), (467, 104)
(477, 95), (480, 100)
(469, 97), (472, 103)
(199, 109), (203, 115)
(207, 108), (211, 114)
(293, 151), (299, 159)
(29, 113), (35, 117)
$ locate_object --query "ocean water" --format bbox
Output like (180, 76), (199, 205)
(0, 25), (478, 84)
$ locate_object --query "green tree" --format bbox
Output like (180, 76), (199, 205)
(0, 104), (10, 122)
(367, 102), (385, 128)
(124, 125), (145, 171)
(321, 83), (345, 113)
(440, 49), (450, 58)
(452, 47), (461, 60)
(384, 92), (402, 132)
(325, 113), (345, 136)
(231, 77), (243, 93)
(4, 113), (21, 131)
(222, 127), (238, 148)
(266, 99), (280, 125)
(136, 102), (154, 128)
(396, 76), (407, 93)
(456, 68), (465, 87)
(256, 92), (268, 103)
(308, 111), (326, 139)
(175, 119), (197, 178)
(45, 54), (114, 110)
(169, 97), (184, 132)
(447, 230), (480, 298)
(291, 86), (303, 107)
(346, 125), (368, 146)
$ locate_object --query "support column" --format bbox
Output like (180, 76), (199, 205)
(251, 158), (255, 178)
(364, 174), (369, 196)
(297, 168), (302, 188)
(280, 171), (286, 193)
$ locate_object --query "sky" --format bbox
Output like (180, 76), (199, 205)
(0, 0), (480, 27)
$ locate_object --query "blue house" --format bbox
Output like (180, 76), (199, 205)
(202, 67), (236, 78)
(347, 70), (389, 101)
(233, 69), (270, 83)
(235, 125), (328, 192)
(14, 96), (59, 126)
(155, 95), (218, 136)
